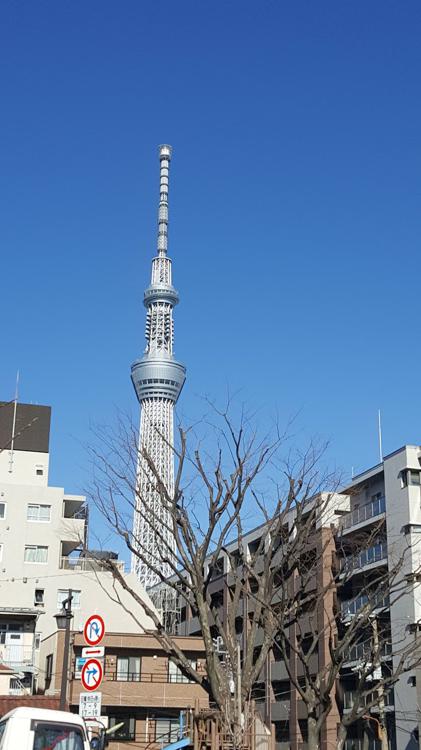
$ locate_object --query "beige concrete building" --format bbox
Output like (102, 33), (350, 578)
(0, 402), (156, 696)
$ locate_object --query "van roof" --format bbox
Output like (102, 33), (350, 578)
(0, 707), (86, 725)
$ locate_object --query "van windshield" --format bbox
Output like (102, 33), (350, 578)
(33, 722), (85, 750)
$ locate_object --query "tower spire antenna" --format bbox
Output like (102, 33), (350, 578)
(157, 145), (172, 257)
(130, 146), (186, 594)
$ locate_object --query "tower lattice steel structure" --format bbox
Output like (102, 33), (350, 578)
(131, 145), (186, 591)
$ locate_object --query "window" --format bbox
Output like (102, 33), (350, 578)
(401, 469), (421, 488)
(155, 718), (180, 744)
(116, 655), (141, 681)
(168, 659), (196, 683)
(57, 590), (81, 610)
(410, 470), (421, 486)
(45, 653), (53, 684)
(35, 589), (45, 606)
(24, 545), (48, 563)
(35, 467), (44, 476)
(34, 633), (41, 651)
(0, 502), (6, 520)
(27, 504), (51, 522)
(108, 716), (136, 741)
(32, 722), (85, 750)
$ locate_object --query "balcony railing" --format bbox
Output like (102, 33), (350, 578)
(343, 689), (393, 711)
(341, 542), (387, 575)
(109, 671), (196, 683)
(344, 740), (381, 750)
(60, 556), (125, 573)
(341, 496), (386, 531)
(340, 593), (389, 618)
(343, 639), (392, 663)
(0, 645), (34, 667)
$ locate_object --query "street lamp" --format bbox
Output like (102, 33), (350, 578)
(54, 589), (73, 711)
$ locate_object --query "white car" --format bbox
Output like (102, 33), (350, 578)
(0, 707), (106, 750)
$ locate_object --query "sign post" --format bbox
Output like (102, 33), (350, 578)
(79, 614), (106, 717)
(79, 692), (102, 719)
(81, 658), (103, 692)
(83, 615), (105, 647)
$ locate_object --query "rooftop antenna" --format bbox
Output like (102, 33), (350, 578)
(8, 370), (19, 473)
(378, 409), (383, 463)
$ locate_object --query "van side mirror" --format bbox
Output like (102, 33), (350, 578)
(90, 738), (108, 749)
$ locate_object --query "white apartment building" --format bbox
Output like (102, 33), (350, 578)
(0, 401), (155, 696)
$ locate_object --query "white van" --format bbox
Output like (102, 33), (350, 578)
(0, 707), (106, 750)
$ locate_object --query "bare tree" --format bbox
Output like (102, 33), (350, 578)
(88, 406), (337, 750)
(87, 407), (421, 750)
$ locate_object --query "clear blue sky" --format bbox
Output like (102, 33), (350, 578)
(1, 1), (420, 505)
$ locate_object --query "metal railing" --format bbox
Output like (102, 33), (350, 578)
(343, 639), (392, 663)
(341, 542), (387, 574)
(109, 671), (196, 684)
(0, 645), (34, 666)
(59, 556), (125, 572)
(63, 504), (88, 520)
(344, 740), (381, 750)
(343, 689), (394, 710)
(341, 496), (386, 531)
(340, 594), (389, 618)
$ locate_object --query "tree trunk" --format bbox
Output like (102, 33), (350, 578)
(336, 723), (348, 750)
(307, 713), (320, 750)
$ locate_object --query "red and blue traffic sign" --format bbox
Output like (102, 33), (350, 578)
(81, 658), (103, 692)
(83, 615), (105, 646)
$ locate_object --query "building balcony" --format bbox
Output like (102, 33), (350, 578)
(342, 639), (392, 666)
(341, 496), (386, 533)
(63, 498), (88, 520)
(344, 740), (381, 750)
(340, 594), (389, 619)
(271, 701), (290, 721)
(59, 556), (125, 573)
(0, 644), (34, 670)
(343, 689), (394, 712)
(270, 660), (288, 681)
(340, 542), (387, 577)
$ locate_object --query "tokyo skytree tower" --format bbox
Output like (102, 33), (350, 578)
(131, 145), (186, 589)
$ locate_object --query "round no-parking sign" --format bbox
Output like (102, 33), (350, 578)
(83, 615), (105, 646)
(81, 658), (103, 692)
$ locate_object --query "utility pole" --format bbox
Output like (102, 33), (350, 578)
(54, 589), (73, 711)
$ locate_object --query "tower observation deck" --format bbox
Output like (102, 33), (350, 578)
(131, 145), (186, 590)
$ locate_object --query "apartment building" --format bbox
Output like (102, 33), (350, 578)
(178, 445), (421, 750)
(0, 402), (157, 695)
(42, 629), (209, 750)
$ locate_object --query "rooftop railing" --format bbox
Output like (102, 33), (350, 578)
(59, 556), (125, 573)
(341, 496), (386, 531)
